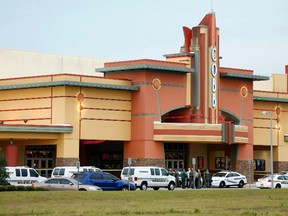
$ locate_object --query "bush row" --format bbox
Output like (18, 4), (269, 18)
(0, 185), (48, 192)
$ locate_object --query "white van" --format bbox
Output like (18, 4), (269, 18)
(121, 166), (176, 190)
(6, 166), (47, 186)
(51, 166), (102, 178)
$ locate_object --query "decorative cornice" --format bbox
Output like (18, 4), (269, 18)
(96, 64), (194, 74)
(220, 72), (269, 81)
(254, 96), (288, 103)
(0, 124), (73, 133)
(0, 80), (139, 91)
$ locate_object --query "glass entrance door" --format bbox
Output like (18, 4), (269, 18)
(25, 145), (55, 177)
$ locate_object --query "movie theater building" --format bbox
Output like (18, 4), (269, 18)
(0, 12), (286, 180)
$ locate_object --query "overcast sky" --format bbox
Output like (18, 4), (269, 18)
(0, 0), (287, 76)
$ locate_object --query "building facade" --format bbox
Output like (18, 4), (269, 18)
(0, 12), (286, 181)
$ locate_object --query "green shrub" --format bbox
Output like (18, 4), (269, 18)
(0, 152), (9, 186)
(17, 186), (28, 191)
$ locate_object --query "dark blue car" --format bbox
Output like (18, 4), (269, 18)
(74, 171), (136, 191)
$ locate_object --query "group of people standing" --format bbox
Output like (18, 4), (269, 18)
(173, 168), (211, 189)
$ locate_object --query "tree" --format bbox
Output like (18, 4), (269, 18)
(0, 152), (9, 185)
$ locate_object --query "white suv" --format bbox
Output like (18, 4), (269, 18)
(121, 166), (176, 190)
(211, 171), (247, 188)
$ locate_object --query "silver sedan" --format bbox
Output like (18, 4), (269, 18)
(34, 177), (102, 191)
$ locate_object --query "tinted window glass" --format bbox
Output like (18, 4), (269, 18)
(103, 173), (113, 180)
(16, 169), (20, 177)
(90, 173), (102, 180)
(161, 169), (168, 176)
(29, 169), (39, 177)
(21, 169), (28, 177)
(59, 169), (65, 176)
(155, 169), (160, 176)
(60, 179), (71, 184)
(150, 168), (155, 175)
(77, 173), (87, 180)
(122, 168), (134, 175)
(46, 179), (60, 184)
(53, 168), (59, 175)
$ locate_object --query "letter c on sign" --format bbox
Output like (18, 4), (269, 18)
(211, 47), (217, 62)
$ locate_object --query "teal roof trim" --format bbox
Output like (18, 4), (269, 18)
(254, 96), (288, 103)
(0, 80), (139, 91)
(0, 125), (73, 133)
(220, 72), (269, 81)
(96, 64), (194, 74)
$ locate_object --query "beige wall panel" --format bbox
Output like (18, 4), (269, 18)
(154, 135), (222, 143)
(82, 88), (131, 100)
(84, 99), (131, 111)
(189, 144), (207, 169)
(81, 120), (130, 140)
(0, 98), (51, 110)
(52, 74), (81, 82)
(56, 139), (79, 158)
(1, 109), (51, 122)
(82, 76), (132, 86)
(253, 91), (278, 98)
(154, 122), (222, 131)
(253, 128), (277, 146)
(0, 88), (51, 100)
(83, 109), (131, 121)
(0, 76), (54, 86)
(273, 74), (287, 93)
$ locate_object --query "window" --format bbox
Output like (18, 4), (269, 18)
(122, 168), (134, 175)
(16, 169), (20, 177)
(254, 159), (265, 171)
(161, 169), (168, 176)
(59, 169), (65, 176)
(52, 168), (59, 176)
(90, 173), (102, 180)
(21, 169), (28, 177)
(46, 179), (60, 184)
(150, 168), (155, 175)
(155, 169), (160, 176)
(60, 179), (71, 185)
(215, 157), (225, 169)
(29, 169), (39, 177)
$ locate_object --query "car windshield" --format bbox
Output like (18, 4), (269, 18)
(213, 172), (227, 177)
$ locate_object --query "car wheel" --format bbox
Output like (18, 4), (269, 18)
(238, 181), (244, 188)
(219, 181), (225, 188)
(140, 182), (148, 190)
(275, 184), (281, 189)
(120, 186), (129, 191)
(168, 182), (175, 190)
(153, 187), (160, 190)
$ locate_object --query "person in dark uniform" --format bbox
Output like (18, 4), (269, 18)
(197, 169), (202, 189)
(205, 169), (211, 188)
(174, 169), (180, 187)
(180, 169), (187, 189)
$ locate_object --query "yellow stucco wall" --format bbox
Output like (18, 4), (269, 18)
(0, 74), (132, 159)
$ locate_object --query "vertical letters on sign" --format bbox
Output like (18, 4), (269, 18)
(211, 47), (217, 108)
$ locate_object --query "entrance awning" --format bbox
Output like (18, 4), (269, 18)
(153, 121), (248, 144)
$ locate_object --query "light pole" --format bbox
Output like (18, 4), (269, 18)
(262, 111), (274, 189)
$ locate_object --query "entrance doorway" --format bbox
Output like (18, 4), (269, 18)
(164, 143), (188, 171)
(25, 145), (56, 177)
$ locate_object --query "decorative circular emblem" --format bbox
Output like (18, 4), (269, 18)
(152, 78), (161, 90)
(276, 106), (281, 116)
(240, 86), (248, 97)
(77, 93), (85, 102)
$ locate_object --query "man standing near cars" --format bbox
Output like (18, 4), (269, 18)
(180, 169), (187, 189)
(205, 169), (210, 188)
